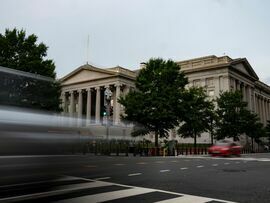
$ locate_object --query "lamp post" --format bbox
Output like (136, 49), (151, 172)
(104, 87), (112, 140)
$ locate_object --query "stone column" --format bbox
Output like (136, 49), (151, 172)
(61, 92), (67, 113)
(265, 100), (269, 122)
(242, 83), (246, 102)
(78, 89), (83, 118)
(113, 88), (116, 122)
(259, 97), (263, 123)
(223, 76), (229, 92)
(236, 80), (241, 91)
(214, 76), (220, 96)
(267, 99), (270, 120)
(265, 99), (268, 124)
(201, 78), (206, 88)
(95, 87), (101, 123)
(123, 85), (130, 96)
(114, 83), (121, 125)
(262, 98), (266, 125)
(247, 86), (252, 110)
(86, 88), (92, 125)
(230, 77), (235, 91)
(253, 92), (257, 113)
(69, 90), (74, 117)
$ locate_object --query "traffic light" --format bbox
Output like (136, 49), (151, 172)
(110, 106), (113, 116)
(102, 106), (107, 116)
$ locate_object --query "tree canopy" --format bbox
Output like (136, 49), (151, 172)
(0, 28), (56, 78)
(119, 58), (188, 147)
(178, 87), (215, 149)
(216, 90), (259, 141)
(0, 28), (61, 111)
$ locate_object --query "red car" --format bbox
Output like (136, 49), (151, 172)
(208, 141), (242, 157)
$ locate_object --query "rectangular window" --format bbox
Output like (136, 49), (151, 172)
(206, 78), (214, 86)
(193, 79), (201, 87)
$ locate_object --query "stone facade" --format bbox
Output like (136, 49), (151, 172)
(60, 55), (270, 144)
(60, 64), (135, 126)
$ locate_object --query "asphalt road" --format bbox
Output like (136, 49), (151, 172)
(0, 154), (270, 203)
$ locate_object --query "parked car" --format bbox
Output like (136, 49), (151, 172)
(208, 141), (242, 157)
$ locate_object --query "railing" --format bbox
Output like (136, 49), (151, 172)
(76, 141), (268, 156)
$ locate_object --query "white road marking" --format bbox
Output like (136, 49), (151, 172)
(155, 195), (213, 203)
(0, 176), (78, 189)
(171, 160), (179, 163)
(128, 173), (142, 176)
(196, 165), (204, 168)
(156, 161), (165, 163)
(114, 163), (125, 166)
(57, 187), (155, 203)
(212, 164), (218, 166)
(180, 167), (188, 170)
(160, 169), (170, 173)
(61, 176), (237, 203)
(94, 177), (111, 180)
(224, 162), (230, 165)
(0, 180), (113, 202)
(136, 162), (147, 165)
(235, 162), (240, 164)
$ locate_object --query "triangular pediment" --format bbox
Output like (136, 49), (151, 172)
(231, 59), (259, 80)
(61, 64), (116, 85)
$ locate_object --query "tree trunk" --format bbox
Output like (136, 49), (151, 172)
(194, 134), (197, 154)
(210, 131), (214, 145)
(154, 131), (159, 156)
(251, 138), (254, 152)
(155, 131), (159, 148)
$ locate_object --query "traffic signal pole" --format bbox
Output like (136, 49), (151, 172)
(104, 87), (112, 141)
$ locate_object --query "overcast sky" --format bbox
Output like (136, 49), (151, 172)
(1, 0), (270, 83)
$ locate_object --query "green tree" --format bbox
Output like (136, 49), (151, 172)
(177, 87), (214, 150)
(245, 113), (264, 152)
(205, 100), (218, 145)
(0, 28), (61, 111)
(216, 90), (253, 141)
(119, 58), (188, 147)
(264, 120), (270, 146)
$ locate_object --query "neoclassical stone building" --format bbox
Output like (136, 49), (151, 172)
(60, 55), (270, 143)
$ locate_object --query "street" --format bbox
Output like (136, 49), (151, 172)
(0, 154), (270, 203)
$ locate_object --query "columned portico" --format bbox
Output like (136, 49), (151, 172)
(60, 64), (136, 126)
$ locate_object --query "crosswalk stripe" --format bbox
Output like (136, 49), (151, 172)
(56, 187), (155, 203)
(128, 173), (142, 176)
(94, 177), (111, 180)
(160, 169), (170, 173)
(0, 180), (113, 202)
(0, 175), (237, 203)
(155, 195), (213, 203)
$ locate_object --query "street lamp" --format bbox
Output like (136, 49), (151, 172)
(104, 87), (112, 140)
